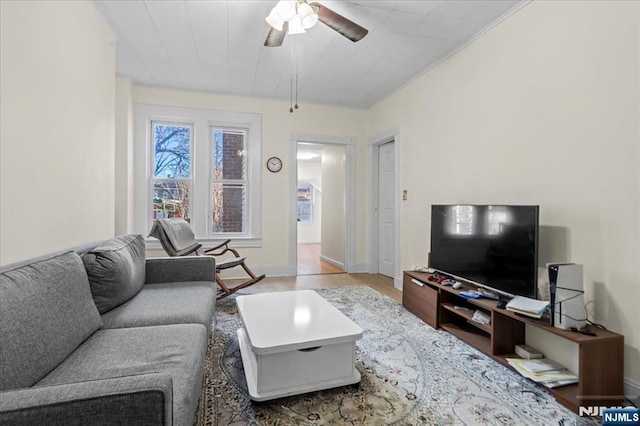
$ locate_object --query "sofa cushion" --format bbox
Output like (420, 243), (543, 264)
(82, 234), (146, 314)
(36, 324), (208, 426)
(0, 251), (103, 391)
(100, 281), (216, 332)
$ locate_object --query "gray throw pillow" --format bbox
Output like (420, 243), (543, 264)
(0, 251), (103, 390)
(82, 234), (146, 314)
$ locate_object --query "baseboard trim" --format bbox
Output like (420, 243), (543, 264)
(625, 377), (640, 404)
(394, 276), (403, 290)
(320, 255), (344, 269)
(219, 264), (292, 278)
(249, 263), (369, 277)
(353, 262), (369, 273)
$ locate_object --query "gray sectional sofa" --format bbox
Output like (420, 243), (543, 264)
(0, 234), (217, 425)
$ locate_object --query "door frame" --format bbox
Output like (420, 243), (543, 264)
(368, 127), (401, 289)
(289, 133), (356, 275)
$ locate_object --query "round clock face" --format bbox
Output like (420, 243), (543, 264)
(267, 156), (283, 173)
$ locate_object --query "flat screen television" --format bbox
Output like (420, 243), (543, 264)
(429, 205), (539, 299)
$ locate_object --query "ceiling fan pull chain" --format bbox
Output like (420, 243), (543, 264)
(295, 74), (299, 110)
(290, 78), (294, 113)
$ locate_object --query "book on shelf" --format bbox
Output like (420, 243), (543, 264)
(471, 309), (491, 325)
(514, 344), (544, 359)
(516, 358), (565, 373)
(506, 296), (549, 318)
(459, 289), (499, 300)
(506, 307), (546, 319)
(542, 378), (578, 388)
(506, 358), (578, 388)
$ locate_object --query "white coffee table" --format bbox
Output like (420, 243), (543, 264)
(236, 290), (363, 401)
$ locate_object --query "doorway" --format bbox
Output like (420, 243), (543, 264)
(289, 133), (356, 276)
(368, 128), (400, 288)
(296, 143), (345, 275)
(378, 141), (395, 278)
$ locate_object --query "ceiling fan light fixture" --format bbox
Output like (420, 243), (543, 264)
(297, 2), (318, 29)
(264, 0), (368, 47)
(275, 0), (296, 21)
(265, 8), (285, 31)
(287, 15), (306, 35)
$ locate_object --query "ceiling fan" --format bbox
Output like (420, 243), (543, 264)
(264, 0), (368, 47)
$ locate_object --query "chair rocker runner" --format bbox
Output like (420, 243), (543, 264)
(149, 218), (265, 299)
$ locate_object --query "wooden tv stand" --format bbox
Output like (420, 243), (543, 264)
(402, 271), (624, 414)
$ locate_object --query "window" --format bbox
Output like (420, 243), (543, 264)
(486, 205), (509, 235)
(297, 184), (313, 222)
(451, 205), (475, 235)
(211, 127), (247, 234)
(134, 104), (262, 246)
(151, 123), (192, 221)
(447, 205), (511, 237)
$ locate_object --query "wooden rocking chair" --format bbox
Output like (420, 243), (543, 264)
(149, 218), (265, 299)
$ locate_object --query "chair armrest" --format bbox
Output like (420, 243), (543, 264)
(204, 240), (242, 258)
(145, 256), (215, 284)
(0, 373), (172, 425)
(204, 239), (231, 253)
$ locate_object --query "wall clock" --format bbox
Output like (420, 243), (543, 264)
(266, 156), (283, 173)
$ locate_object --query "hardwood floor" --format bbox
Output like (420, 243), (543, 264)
(226, 243), (401, 302)
(297, 243), (343, 275)
(232, 273), (401, 303)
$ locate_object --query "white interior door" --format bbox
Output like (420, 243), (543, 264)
(378, 142), (395, 278)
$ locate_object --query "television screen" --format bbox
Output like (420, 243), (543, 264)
(430, 205), (539, 299)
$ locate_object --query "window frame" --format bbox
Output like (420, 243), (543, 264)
(150, 121), (194, 221)
(450, 205), (475, 236)
(134, 104), (262, 248)
(208, 125), (250, 238)
(296, 182), (314, 223)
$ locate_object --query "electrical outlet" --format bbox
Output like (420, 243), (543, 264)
(402, 190), (407, 200)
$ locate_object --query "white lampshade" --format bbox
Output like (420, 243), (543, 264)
(297, 2), (318, 29)
(287, 15), (306, 35)
(265, 7), (285, 31)
(275, 0), (296, 21)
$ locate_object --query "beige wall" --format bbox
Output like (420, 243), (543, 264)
(367, 1), (639, 382)
(0, 1), (116, 265)
(131, 86), (367, 272)
(320, 145), (346, 266)
(115, 78), (135, 236)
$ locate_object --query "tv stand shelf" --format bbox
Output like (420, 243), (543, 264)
(441, 303), (492, 334)
(402, 271), (624, 414)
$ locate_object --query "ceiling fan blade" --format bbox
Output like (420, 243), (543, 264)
(264, 23), (288, 47)
(310, 2), (368, 42)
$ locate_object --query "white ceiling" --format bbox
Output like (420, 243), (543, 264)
(94, 0), (525, 110)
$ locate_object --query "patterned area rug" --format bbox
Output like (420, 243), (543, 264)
(196, 286), (592, 425)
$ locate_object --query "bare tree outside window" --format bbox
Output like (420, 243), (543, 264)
(152, 123), (191, 221)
